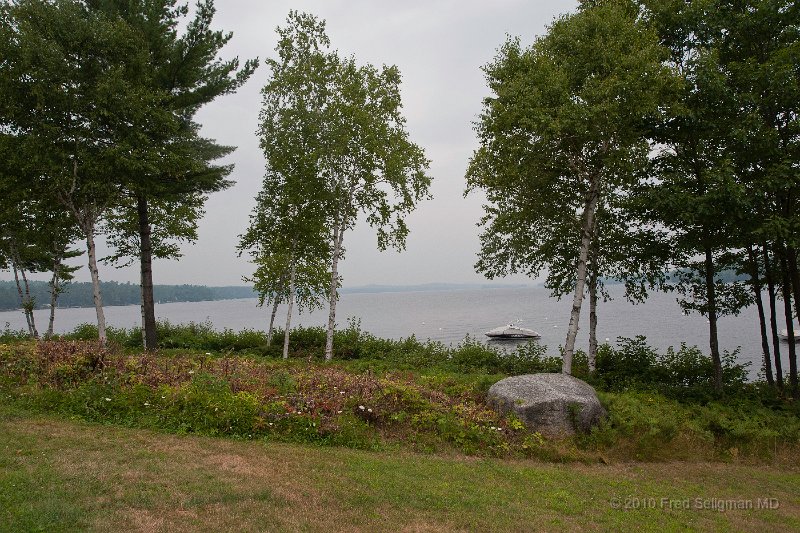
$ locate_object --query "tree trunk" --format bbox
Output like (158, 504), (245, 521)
(786, 246), (800, 396)
(85, 224), (107, 345)
(282, 262), (296, 360)
(138, 196), (158, 350)
(19, 266), (38, 339)
(267, 295), (281, 345)
(748, 247), (774, 386)
(47, 255), (63, 338)
(764, 246), (783, 389)
(325, 224), (344, 361)
(140, 276), (147, 347)
(779, 248), (797, 395)
(588, 271), (598, 373)
(704, 246), (723, 395)
(587, 212), (600, 373)
(563, 176), (600, 374)
(11, 262), (34, 337)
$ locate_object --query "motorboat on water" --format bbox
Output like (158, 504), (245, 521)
(485, 323), (540, 339)
(779, 328), (800, 342)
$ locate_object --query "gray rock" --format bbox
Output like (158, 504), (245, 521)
(487, 373), (606, 436)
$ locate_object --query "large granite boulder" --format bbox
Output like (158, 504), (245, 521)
(488, 373), (606, 436)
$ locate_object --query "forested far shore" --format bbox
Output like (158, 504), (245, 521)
(0, 281), (256, 311)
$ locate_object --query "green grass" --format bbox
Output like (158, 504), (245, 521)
(1, 404), (798, 532)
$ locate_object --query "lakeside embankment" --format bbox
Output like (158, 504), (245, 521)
(1, 321), (797, 461)
(0, 285), (787, 381)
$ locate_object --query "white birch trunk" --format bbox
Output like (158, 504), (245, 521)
(562, 176), (600, 374)
(85, 225), (107, 345)
(282, 262), (296, 360)
(19, 269), (38, 339)
(267, 295), (280, 345)
(11, 263), (34, 337)
(588, 214), (599, 373)
(324, 224), (344, 361)
(588, 272), (598, 372)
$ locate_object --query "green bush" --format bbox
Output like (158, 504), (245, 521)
(0, 323), (29, 343)
(588, 336), (750, 402)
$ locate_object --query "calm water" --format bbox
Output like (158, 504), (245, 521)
(0, 286), (788, 380)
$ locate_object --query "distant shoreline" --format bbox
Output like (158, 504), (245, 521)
(0, 282), (534, 312)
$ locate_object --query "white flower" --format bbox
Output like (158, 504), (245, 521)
(104, 397), (111, 402)
(214, 407), (218, 412)
(143, 402), (150, 407)
(367, 408), (373, 413)
(161, 396), (166, 399)
(340, 391), (345, 395)
(188, 370), (195, 375)
(268, 422), (273, 426)
(205, 352), (211, 355)
(337, 410), (342, 414)
(490, 426), (496, 430)
(358, 405), (365, 410)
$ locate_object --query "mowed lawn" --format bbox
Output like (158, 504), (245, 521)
(1, 407), (798, 532)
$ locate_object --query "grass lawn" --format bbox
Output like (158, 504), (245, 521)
(1, 405), (798, 532)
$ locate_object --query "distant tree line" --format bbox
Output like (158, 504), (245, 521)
(0, 281), (256, 311)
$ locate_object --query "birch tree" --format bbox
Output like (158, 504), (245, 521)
(256, 12), (431, 361)
(467, 0), (675, 374)
(240, 12), (333, 358)
(320, 48), (431, 361)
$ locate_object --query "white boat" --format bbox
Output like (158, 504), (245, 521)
(779, 328), (800, 342)
(485, 324), (540, 339)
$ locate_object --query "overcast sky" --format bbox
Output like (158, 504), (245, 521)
(26, 0), (580, 288)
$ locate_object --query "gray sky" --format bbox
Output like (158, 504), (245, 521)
(37, 0), (579, 287)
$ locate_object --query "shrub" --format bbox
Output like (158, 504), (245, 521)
(0, 322), (28, 343)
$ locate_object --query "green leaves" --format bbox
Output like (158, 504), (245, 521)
(243, 11), (431, 333)
(468, 1), (674, 295)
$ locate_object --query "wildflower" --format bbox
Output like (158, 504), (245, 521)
(188, 370), (195, 375)
(340, 391), (345, 395)
(358, 405), (365, 410)
(161, 395), (166, 399)
(143, 402), (150, 407)
(367, 408), (373, 413)
(205, 352), (211, 355)
(337, 410), (342, 414)
(268, 422), (273, 426)
(104, 397), (111, 402)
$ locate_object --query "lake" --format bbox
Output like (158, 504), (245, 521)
(0, 285), (787, 380)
